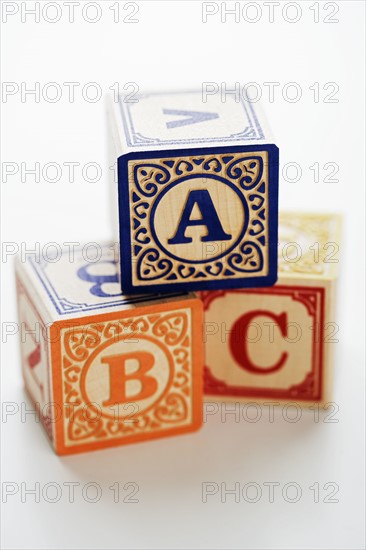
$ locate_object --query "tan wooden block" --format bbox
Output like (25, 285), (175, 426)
(16, 244), (203, 454)
(108, 90), (279, 294)
(201, 212), (341, 406)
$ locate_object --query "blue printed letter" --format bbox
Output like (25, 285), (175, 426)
(168, 189), (232, 245)
(163, 108), (219, 129)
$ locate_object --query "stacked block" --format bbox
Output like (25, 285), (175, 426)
(202, 212), (341, 406)
(16, 89), (341, 454)
(16, 244), (203, 455)
(108, 91), (279, 293)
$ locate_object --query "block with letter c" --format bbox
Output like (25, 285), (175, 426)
(201, 212), (341, 406)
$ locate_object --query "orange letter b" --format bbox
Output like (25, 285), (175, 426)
(101, 351), (157, 406)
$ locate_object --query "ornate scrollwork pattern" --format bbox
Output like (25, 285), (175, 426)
(137, 248), (174, 281)
(128, 151), (270, 285)
(278, 213), (339, 276)
(133, 163), (171, 197)
(226, 156), (263, 190)
(227, 241), (264, 273)
(58, 308), (193, 448)
(154, 393), (188, 423)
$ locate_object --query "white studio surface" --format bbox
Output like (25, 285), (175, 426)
(1, 2), (365, 549)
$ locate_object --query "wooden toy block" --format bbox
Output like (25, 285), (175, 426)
(108, 90), (279, 294)
(16, 244), (203, 455)
(201, 213), (341, 406)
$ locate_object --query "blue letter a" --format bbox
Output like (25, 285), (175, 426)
(163, 108), (219, 129)
(167, 189), (232, 245)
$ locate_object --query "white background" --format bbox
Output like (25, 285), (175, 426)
(1, 1), (365, 549)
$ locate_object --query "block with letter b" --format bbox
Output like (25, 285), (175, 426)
(16, 244), (203, 455)
(108, 90), (279, 293)
(202, 213), (341, 406)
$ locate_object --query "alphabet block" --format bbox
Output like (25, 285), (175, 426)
(108, 90), (279, 293)
(16, 244), (203, 455)
(201, 213), (341, 406)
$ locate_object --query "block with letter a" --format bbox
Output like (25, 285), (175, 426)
(16, 243), (203, 455)
(108, 90), (279, 294)
(201, 213), (341, 406)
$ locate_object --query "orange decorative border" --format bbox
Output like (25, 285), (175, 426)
(50, 298), (203, 455)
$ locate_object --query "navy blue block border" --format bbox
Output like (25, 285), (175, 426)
(118, 144), (279, 294)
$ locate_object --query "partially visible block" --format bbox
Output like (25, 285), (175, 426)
(108, 90), (279, 294)
(202, 213), (341, 406)
(16, 244), (203, 455)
